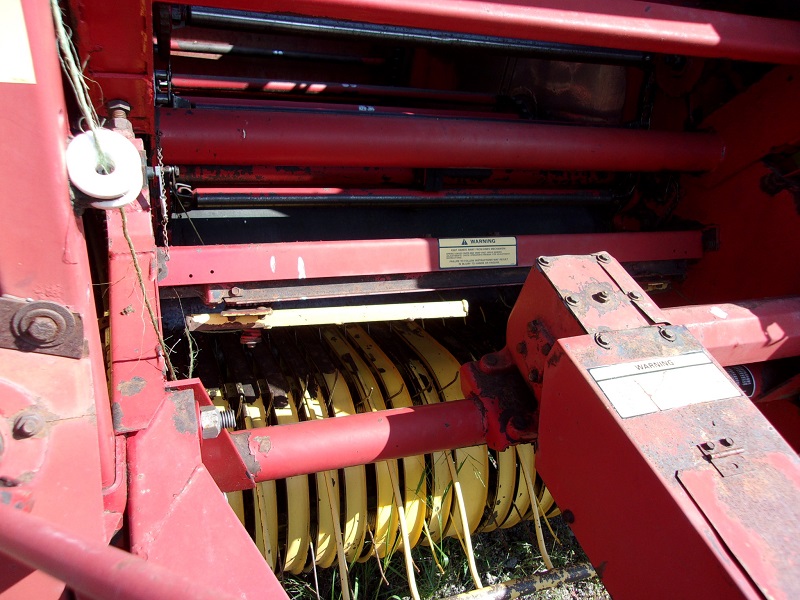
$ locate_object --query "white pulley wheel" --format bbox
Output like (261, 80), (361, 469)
(66, 129), (144, 202)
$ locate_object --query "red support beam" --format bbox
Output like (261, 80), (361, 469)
(170, 0), (800, 64)
(159, 231), (703, 287)
(0, 503), (238, 600)
(158, 107), (724, 172)
(665, 298), (800, 367)
(229, 399), (487, 484)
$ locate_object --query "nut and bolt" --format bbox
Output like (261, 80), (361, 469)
(199, 406), (236, 439)
(25, 316), (60, 344)
(230, 286), (243, 297)
(721, 437), (734, 447)
(628, 291), (642, 301)
(565, 295), (579, 307)
(703, 441), (716, 451)
(562, 510), (575, 524)
(659, 328), (676, 342)
(594, 332), (611, 349)
(537, 256), (551, 267)
(596, 253), (610, 263)
(13, 413), (45, 439)
(107, 99), (132, 119)
(595, 290), (610, 303)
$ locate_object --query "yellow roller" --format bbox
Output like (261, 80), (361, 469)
(481, 447), (517, 533)
(393, 322), (489, 539)
(344, 324), (427, 550)
(321, 327), (400, 560)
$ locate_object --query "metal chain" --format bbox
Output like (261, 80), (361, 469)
(155, 131), (170, 261)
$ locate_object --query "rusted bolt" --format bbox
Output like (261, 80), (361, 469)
(703, 441), (716, 451)
(528, 368), (541, 383)
(596, 253), (610, 263)
(25, 316), (60, 344)
(13, 413), (45, 439)
(107, 99), (131, 119)
(720, 437), (734, 447)
(659, 328), (676, 342)
(594, 290), (610, 303)
(565, 295), (579, 306)
(628, 291), (642, 301)
(594, 332), (611, 349)
(230, 286), (243, 297)
(537, 256), (551, 267)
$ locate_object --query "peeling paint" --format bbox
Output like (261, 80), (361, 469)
(117, 376), (146, 397)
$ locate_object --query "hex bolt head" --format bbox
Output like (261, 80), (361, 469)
(13, 413), (45, 439)
(107, 99), (132, 118)
(659, 328), (677, 342)
(703, 441), (716, 451)
(565, 295), (579, 306)
(230, 286), (243, 297)
(537, 256), (551, 267)
(595, 290), (610, 303)
(721, 437), (734, 447)
(199, 406), (223, 439)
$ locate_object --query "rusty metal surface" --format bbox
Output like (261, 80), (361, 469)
(679, 452), (800, 600)
(0, 298), (85, 360)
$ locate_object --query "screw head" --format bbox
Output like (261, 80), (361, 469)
(537, 256), (551, 267)
(595, 290), (610, 303)
(595, 332), (611, 349)
(565, 295), (579, 306)
(659, 328), (676, 342)
(13, 413), (45, 439)
(628, 291), (642, 301)
(596, 253), (610, 263)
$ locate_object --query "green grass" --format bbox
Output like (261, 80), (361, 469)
(281, 516), (609, 599)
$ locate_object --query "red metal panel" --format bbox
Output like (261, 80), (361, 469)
(127, 390), (287, 599)
(159, 231), (703, 287)
(665, 298), (800, 366)
(169, 0), (800, 64)
(0, 503), (238, 600)
(158, 107), (724, 171)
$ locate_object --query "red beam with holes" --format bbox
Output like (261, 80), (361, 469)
(158, 231), (703, 287)
(158, 107), (724, 171)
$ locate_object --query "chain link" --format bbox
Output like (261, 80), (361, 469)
(155, 131), (170, 261)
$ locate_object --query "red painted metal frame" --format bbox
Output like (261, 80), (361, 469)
(159, 231), (703, 287)
(158, 107), (724, 171)
(0, 503), (238, 600)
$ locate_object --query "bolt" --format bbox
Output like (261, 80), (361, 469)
(565, 295), (579, 306)
(199, 406), (224, 439)
(528, 368), (541, 383)
(659, 328), (676, 342)
(537, 256), (551, 267)
(595, 290), (610, 303)
(25, 316), (59, 344)
(720, 437), (734, 447)
(595, 332), (611, 349)
(703, 441), (716, 451)
(230, 286), (243, 297)
(596, 253), (610, 263)
(13, 413), (45, 439)
(107, 99), (132, 119)
(562, 509), (575, 524)
(628, 291), (642, 301)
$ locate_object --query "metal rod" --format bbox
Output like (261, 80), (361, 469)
(0, 503), (238, 600)
(665, 298), (800, 367)
(230, 399), (487, 482)
(170, 39), (384, 65)
(169, 74), (497, 105)
(187, 6), (648, 65)
(442, 563), (597, 599)
(191, 187), (616, 208)
(184, 2), (800, 64)
(158, 108), (724, 172)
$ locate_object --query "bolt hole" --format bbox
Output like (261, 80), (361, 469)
(95, 159), (116, 175)
(210, 269), (215, 274)
(188, 274), (193, 278)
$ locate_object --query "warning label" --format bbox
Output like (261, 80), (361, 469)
(438, 237), (517, 269)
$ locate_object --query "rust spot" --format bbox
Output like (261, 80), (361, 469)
(232, 432), (261, 477)
(111, 402), (124, 430)
(169, 390), (197, 434)
(254, 435), (271, 455)
(117, 376), (146, 397)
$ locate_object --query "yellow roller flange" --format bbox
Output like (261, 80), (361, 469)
(480, 447), (517, 533)
(321, 327), (400, 560)
(344, 324), (427, 550)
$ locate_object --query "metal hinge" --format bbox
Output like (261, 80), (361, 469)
(698, 437), (747, 477)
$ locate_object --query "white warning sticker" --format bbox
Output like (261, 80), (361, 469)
(0, 0), (36, 85)
(589, 352), (741, 419)
(439, 237), (517, 269)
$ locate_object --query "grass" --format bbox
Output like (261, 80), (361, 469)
(281, 516), (610, 599)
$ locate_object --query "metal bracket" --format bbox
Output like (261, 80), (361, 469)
(698, 437), (747, 477)
(0, 296), (85, 359)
